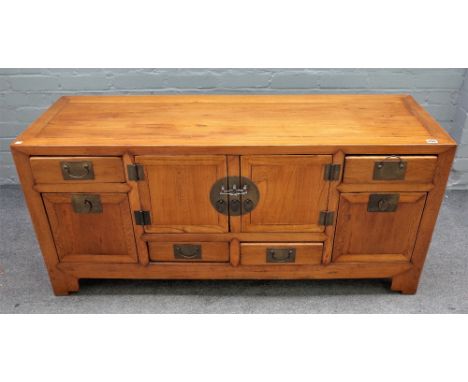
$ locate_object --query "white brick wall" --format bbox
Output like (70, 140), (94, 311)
(1, 68), (466, 187)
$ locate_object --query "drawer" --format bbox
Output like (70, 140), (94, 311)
(30, 156), (125, 183)
(343, 156), (437, 184)
(240, 243), (323, 265)
(148, 242), (229, 262)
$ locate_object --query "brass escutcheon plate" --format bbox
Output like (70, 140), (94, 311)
(373, 160), (407, 180)
(367, 193), (399, 212)
(209, 176), (260, 216)
(71, 194), (102, 213)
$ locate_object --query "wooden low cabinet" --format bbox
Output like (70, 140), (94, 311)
(11, 95), (456, 295)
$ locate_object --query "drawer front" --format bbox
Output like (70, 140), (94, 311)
(240, 243), (323, 265)
(30, 156), (125, 183)
(343, 156), (437, 184)
(148, 242), (229, 262)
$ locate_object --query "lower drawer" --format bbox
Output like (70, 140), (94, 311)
(148, 242), (229, 262)
(240, 243), (323, 265)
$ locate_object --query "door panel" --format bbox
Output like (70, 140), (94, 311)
(135, 155), (228, 233)
(43, 193), (138, 263)
(241, 155), (332, 232)
(332, 192), (427, 263)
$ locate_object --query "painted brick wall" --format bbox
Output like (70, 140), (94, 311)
(450, 73), (468, 188)
(1, 68), (466, 186)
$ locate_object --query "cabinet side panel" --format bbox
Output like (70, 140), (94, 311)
(391, 148), (456, 294)
(10, 149), (77, 295)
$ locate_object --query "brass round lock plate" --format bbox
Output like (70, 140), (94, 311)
(209, 176), (259, 216)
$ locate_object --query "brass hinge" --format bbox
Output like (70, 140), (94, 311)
(323, 164), (341, 181)
(319, 211), (335, 226)
(127, 164), (145, 181)
(134, 210), (151, 226)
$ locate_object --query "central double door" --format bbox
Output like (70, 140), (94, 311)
(134, 155), (333, 234)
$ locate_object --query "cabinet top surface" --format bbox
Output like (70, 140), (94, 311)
(14, 95), (456, 151)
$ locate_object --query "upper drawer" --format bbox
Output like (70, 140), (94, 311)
(30, 157), (125, 183)
(343, 156), (437, 184)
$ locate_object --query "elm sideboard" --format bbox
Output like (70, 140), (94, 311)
(11, 95), (456, 295)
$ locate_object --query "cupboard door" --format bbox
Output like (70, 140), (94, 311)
(42, 193), (138, 263)
(135, 155), (228, 233)
(332, 192), (427, 263)
(240, 155), (332, 232)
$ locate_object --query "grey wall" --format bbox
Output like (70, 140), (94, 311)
(1, 68), (467, 187)
(450, 74), (468, 189)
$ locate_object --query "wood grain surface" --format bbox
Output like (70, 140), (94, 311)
(13, 95), (456, 152)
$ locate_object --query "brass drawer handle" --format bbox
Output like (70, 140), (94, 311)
(174, 244), (202, 260)
(266, 248), (296, 263)
(71, 194), (102, 213)
(380, 155), (406, 168)
(373, 156), (407, 180)
(61, 161), (95, 180)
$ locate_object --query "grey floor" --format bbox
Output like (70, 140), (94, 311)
(0, 185), (467, 314)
